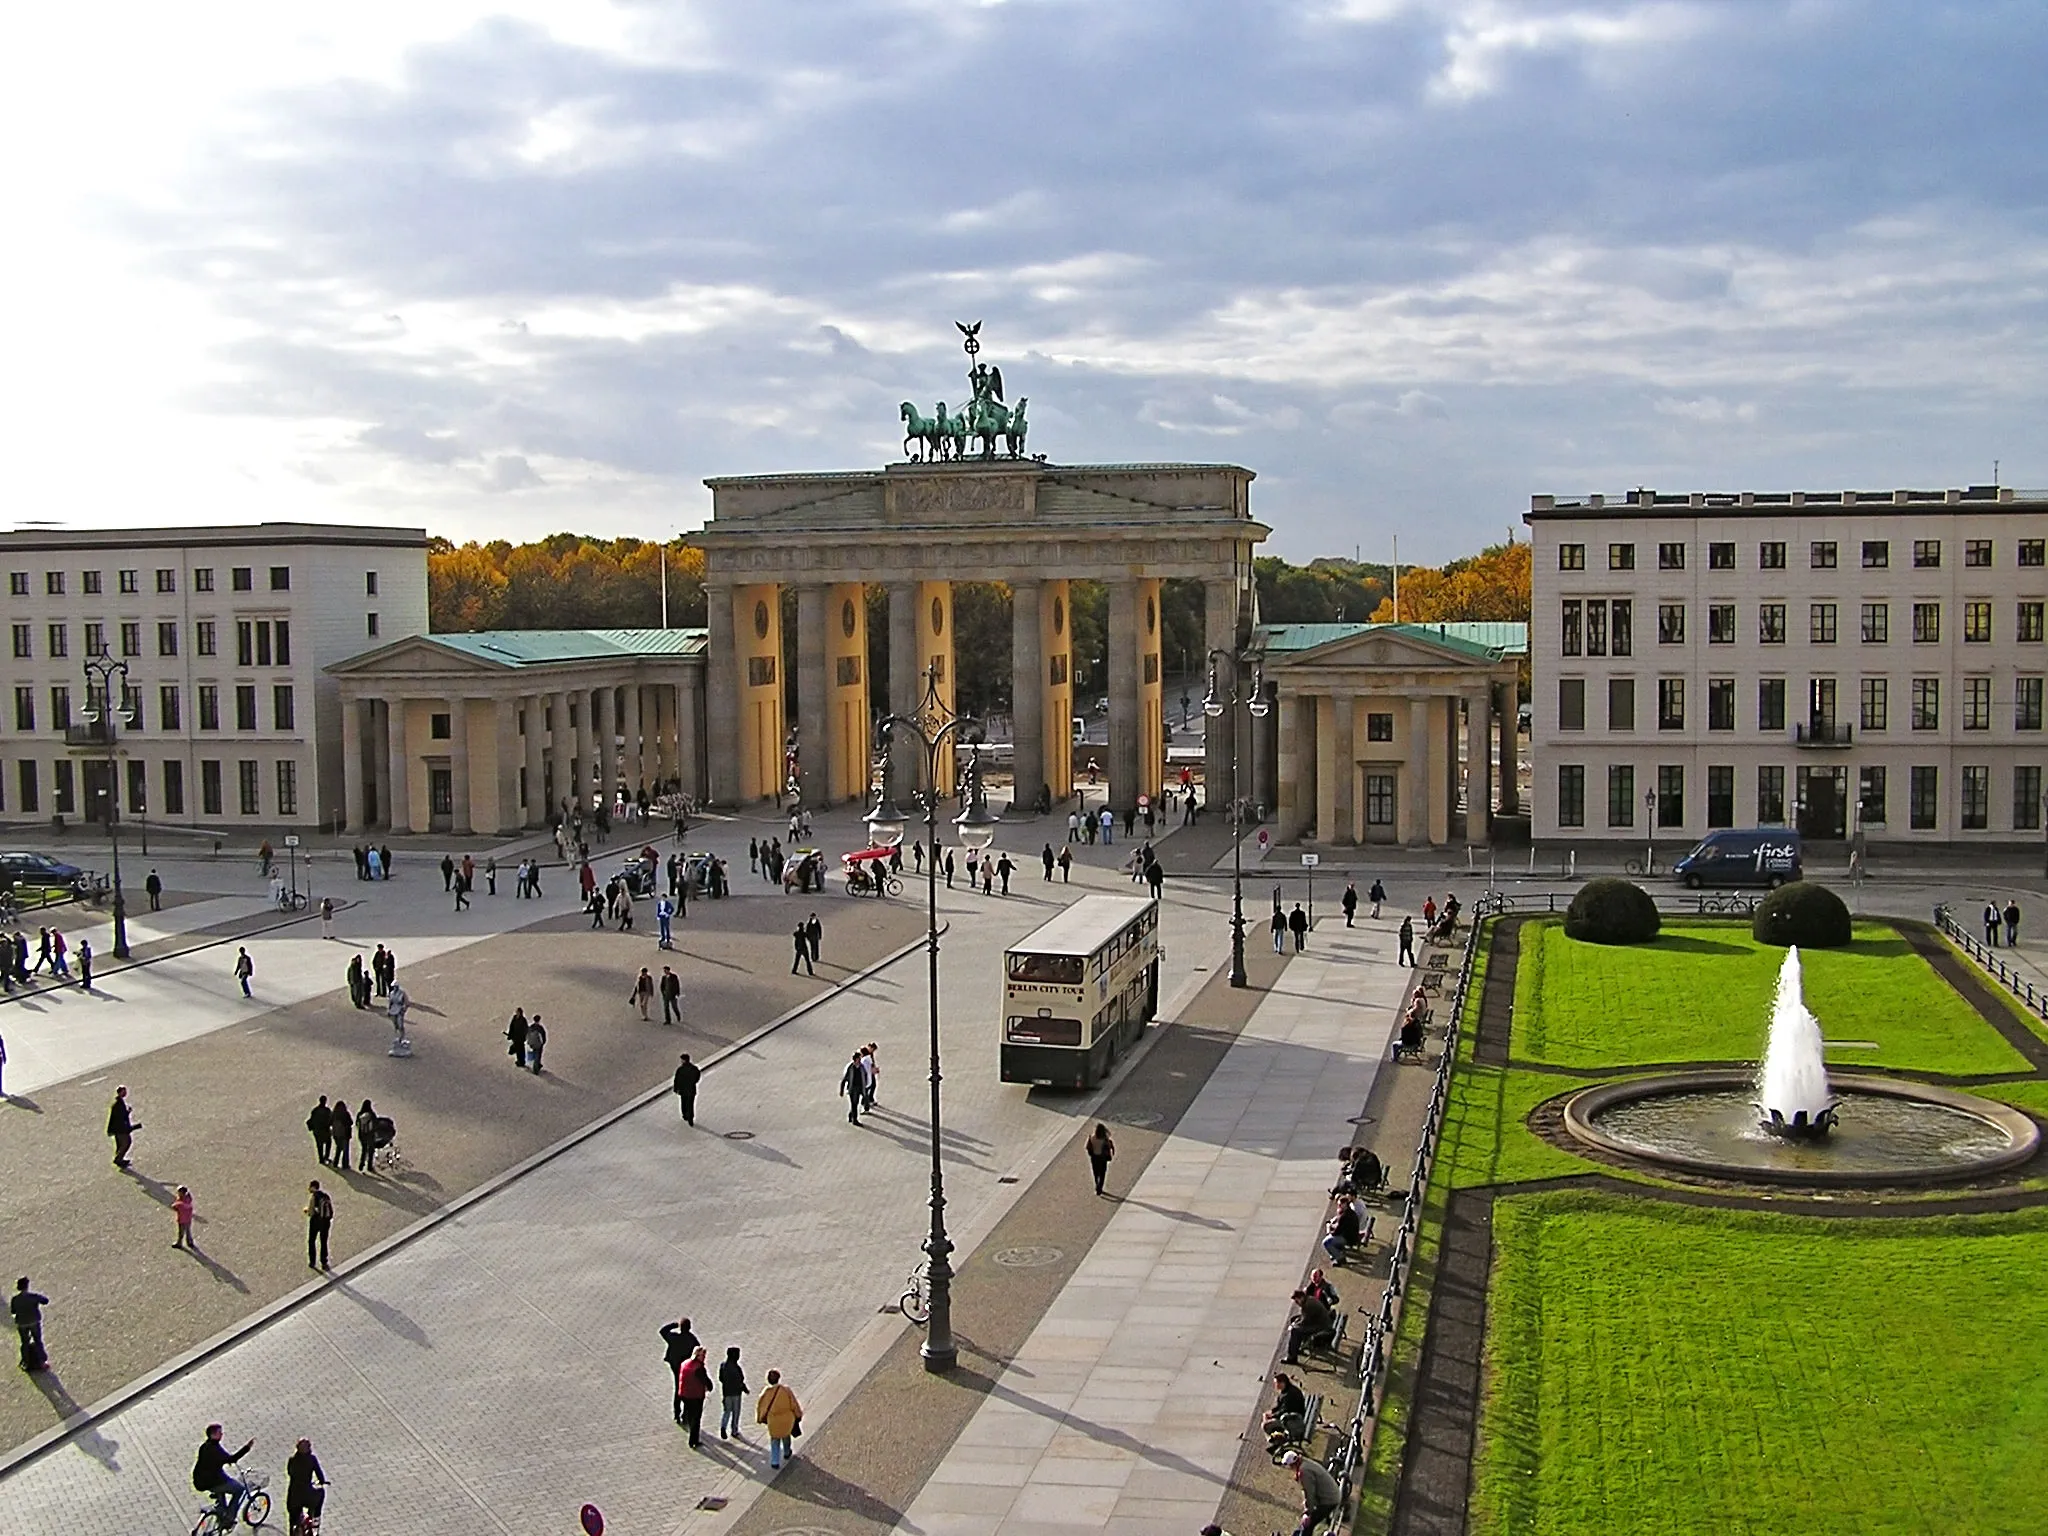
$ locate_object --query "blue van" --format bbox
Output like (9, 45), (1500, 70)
(1672, 829), (1802, 889)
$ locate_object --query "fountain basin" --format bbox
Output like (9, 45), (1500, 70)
(1562, 1073), (2040, 1186)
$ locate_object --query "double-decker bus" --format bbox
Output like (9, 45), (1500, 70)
(1001, 894), (1160, 1088)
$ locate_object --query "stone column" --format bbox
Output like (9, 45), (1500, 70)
(675, 679), (700, 803)
(1497, 683), (1519, 814)
(625, 683), (644, 794)
(888, 580), (918, 802)
(523, 694), (545, 827)
(449, 697), (472, 834)
(383, 697), (409, 833)
(825, 582), (869, 808)
(595, 685), (616, 806)
(646, 685), (667, 785)
(372, 699), (393, 829)
(1405, 695), (1431, 848)
(493, 696), (519, 835)
(1329, 692), (1355, 844)
(1469, 686), (1493, 847)
(796, 584), (829, 807)
(1203, 579), (1239, 811)
(1276, 689), (1306, 842)
(1107, 579), (1140, 812)
(705, 584), (739, 806)
(341, 695), (365, 832)
(1010, 577), (1044, 814)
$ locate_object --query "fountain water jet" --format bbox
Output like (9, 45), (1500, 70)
(1757, 946), (1836, 1137)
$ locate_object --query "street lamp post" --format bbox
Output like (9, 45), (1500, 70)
(1642, 787), (1657, 875)
(1203, 649), (1269, 989)
(866, 659), (1003, 1374)
(80, 654), (136, 959)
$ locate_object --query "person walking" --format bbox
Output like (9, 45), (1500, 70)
(307, 1096), (334, 1165)
(841, 1051), (868, 1124)
(525, 1015), (547, 1072)
(319, 897), (335, 940)
(756, 1370), (802, 1469)
(1342, 882), (1358, 927)
(861, 1044), (879, 1111)
(485, 857), (497, 897)
(791, 925), (815, 976)
(660, 967), (682, 1025)
(1042, 843), (1056, 881)
(943, 850), (955, 889)
(677, 1346), (713, 1448)
(805, 913), (822, 966)
(440, 854), (455, 893)
(718, 1346), (748, 1439)
(453, 871), (470, 911)
(1369, 878), (1385, 919)
(107, 1086), (137, 1168)
(660, 1318), (699, 1424)
(1271, 904), (1287, 955)
(1289, 903), (1308, 952)
(1058, 846), (1073, 883)
(145, 868), (163, 911)
(1085, 1122), (1115, 1196)
(11, 1277), (50, 1371)
(506, 1007), (529, 1064)
(171, 1185), (196, 1250)
(346, 954), (367, 1009)
(1984, 901), (2000, 946)
(76, 939), (93, 990)
(1145, 857), (1164, 900)
(656, 894), (675, 950)
(1398, 915), (1416, 967)
(996, 853), (1014, 894)
(673, 1054), (700, 1123)
(234, 946), (254, 998)
(372, 944), (391, 998)
(331, 1101), (352, 1171)
(2006, 899), (2022, 946)
(748, 836), (760, 874)
(0, 1031), (7, 1099)
(355, 1101), (378, 1173)
(631, 967), (655, 1019)
(305, 1180), (333, 1269)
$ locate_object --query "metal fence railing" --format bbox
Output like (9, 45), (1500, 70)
(1934, 904), (2047, 1022)
(1470, 888), (1761, 917)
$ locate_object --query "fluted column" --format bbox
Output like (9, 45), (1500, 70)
(449, 697), (472, 834)
(1204, 579), (1238, 811)
(1497, 685), (1519, 814)
(888, 580), (918, 802)
(797, 584), (829, 806)
(595, 685), (616, 807)
(1107, 579), (1139, 812)
(1010, 577), (1044, 814)
(1405, 695), (1431, 847)
(493, 695), (519, 834)
(1327, 692), (1354, 843)
(523, 694), (545, 827)
(705, 584), (739, 806)
(383, 698), (408, 832)
(625, 683), (644, 794)
(341, 695), (365, 831)
(1276, 688), (1304, 842)
(1469, 686), (1493, 847)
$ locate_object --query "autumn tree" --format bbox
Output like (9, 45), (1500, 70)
(1368, 540), (1530, 625)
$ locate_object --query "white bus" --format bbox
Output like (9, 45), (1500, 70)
(1001, 894), (1161, 1089)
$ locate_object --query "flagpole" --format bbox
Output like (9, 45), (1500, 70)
(661, 542), (670, 629)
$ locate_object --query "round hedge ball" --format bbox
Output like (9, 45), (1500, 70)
(1752, 880), (1852, 948)
(1564, 877), (1661, 945)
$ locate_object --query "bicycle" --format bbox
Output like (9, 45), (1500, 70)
(1623, 856), (1662, 876)
(899, 1263), (930, 1327)
(289, 1482), (330, 1536)
(191, 1469), (271, 1533)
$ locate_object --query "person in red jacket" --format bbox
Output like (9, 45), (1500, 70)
(676, 1345), (713, 1449)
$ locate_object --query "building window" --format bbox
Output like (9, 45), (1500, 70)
(126, 759), (146, 813)
(1965, 539), (1993, 568)
(1656, 766), (1684, 826)
(430, 769), (454, 817)
(1658, 542), (1685, 570)
(276, 620), (291, 665)
(269, 565), (291, 591)
(1860, 677), (1888, 731)
(748, 656), (777, 687)
(160, 685), (181, 731)
(1706, 765), (1734, 828)
(1587, 601), (1607, 656)
(54, 760), (74, 815)
(7, 572), (25, 596)
(236, 622), (253, 668)
(196, 621), (216, 657)
(50, 687), (70, 730)
(1366, 712), (1394, 742)
(1963, 601), (1991, 643)
(237, 759), (261, 815)
(1810, 541), (1837, 569)
(273, 685), (295, 732)
(1609, 543), (1635, 571)
(1862, 541), (1889, 569)
(1810, 604), (1837, 644)
(156, 568), (177, 593)
(15, 761), (36, 813)
(115, 569), (138, 595)
(1709, 542), (1735, 570)
(1912, 603), (1940, 643)
(2019, 602), (2044, 642)
(1759, 603), (1786, 644)
(1658, 604), (1684, 644)
(1960, 765), (1989, 830)
(81, 571), (102, 595)
(1557, 765), (1585, 827)
(45, 571), (65, 596)
(1608, 765), (1635, 827)
(277, 759), (298, 817)
(47, 623), (67, 658)
(2017, 766), (2043, 830)
(365, 571), (380, 595)
(1913, 539), (1941, 569)
(1365, 774), (1395, 826)
(1561, 600), (1581, 656)
(1657, 678), (1685, 730)
(430, 712), (451, 740)
(1759, 678), (1786, 732)
(12, 686), (33, 730)
(232, 567), (253, 592)
(201, 760), (224, 816)
(1962, 676), (1991, 731)
(1708, 678), (1735, 731)
(198, 685), (220, 731)
(1557, 680), (1585, 731)
(1708, 604), (1735, 644)
(1861, 603), (1889, 643)
(1558, 543), (1585, 571)
(1608, 677), (1634, 731)
(10, 623), (27, 659)
(1760, 541), (1786, 570)
(194, 567), (214, 592)
(1911, 677), (1939, 730)
(2018, 676), (2044, 731)
(1812, 676), (1837, 732)
(120, 621), (141, 658)
(1611, 600), (1632, 657)
(366, 613), (380, 638)
(235, 686), (258, 731)
(152, 621), (175, 657)
(1758, 765), (1785, 824)
(162, 760), (184, 815)
(83, 623), (106, 658)
(1857, 766), (1886, 827)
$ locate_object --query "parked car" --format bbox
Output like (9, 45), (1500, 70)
(1672, 830), (1802, 889)
(0, 851), (88, 893)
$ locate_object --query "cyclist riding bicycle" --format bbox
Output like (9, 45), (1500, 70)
(193, 1423), (254, 1527)
(285, 1437), (328, 1533)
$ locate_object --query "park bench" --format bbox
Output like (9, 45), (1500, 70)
(1268, 1390), (1325, 1462)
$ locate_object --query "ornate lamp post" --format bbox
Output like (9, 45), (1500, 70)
(1643, 786), (1657, 875)
(79, 654), (136, 959)
(866, 659), (1003, 1374)
(1203, 649), (1268, 989)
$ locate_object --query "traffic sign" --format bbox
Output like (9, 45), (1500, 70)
(1257, 829), (1270, 849)
(1301, 853), (1319, 867)
(283, 835), (301, 848)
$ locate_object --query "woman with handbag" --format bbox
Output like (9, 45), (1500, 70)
(755, 1370), (803, 1469)
(1085, 1123), (1116, 1196)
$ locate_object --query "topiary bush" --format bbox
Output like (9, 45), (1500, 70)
(1564, 877), (1661, 945)
(1752, 880), (1852, 948)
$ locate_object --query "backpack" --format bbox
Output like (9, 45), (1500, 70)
(310, 1191), (333, 1223)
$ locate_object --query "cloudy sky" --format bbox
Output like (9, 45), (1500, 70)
(6, 1), (2043, 561)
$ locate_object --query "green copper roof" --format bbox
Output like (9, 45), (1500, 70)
(424, 629), (707, 666)
(1256, 621), (1528, 661)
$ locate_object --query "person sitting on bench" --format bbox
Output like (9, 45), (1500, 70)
(1284, 1287), (1337, 1363)
(1321, 1201), (1363, 1265)
(1305, 1268), (1341, 1310)
(1280, 1450), (1343, 1536)
(1393, 1016), (1427, 1060)
(1337, 1147), (1385, 1196)
(1264, 1371), (1309, 1450)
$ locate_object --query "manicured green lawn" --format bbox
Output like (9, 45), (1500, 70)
(1475, 1191), (2048, 1535)
(1512, 919), (2029, 1075)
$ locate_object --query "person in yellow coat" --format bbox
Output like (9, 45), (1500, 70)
(756, 1369), (802, 1469)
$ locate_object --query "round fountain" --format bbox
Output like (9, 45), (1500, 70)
(1561, 947), (2040, 1186)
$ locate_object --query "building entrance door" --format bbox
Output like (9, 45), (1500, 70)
(82, 760), (114, 824)
(428, 767), (454, 833)
(1797, 766), (1847, 839)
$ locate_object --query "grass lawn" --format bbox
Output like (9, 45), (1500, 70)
(1512, 919), (2029, 1075)
(1475, 1190), (2048, 1535)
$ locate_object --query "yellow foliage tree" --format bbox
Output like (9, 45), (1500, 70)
(1369, 539), (1530, 625)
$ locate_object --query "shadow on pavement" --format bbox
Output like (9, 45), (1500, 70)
(179, 1244), (250, 1295)
(29, 1370), (121, 1471)
(333, 1281), (430, 1348)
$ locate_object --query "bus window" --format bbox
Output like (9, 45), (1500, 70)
(1007, 1015), (1082, 1046)
(1008, 954), (1083, 985)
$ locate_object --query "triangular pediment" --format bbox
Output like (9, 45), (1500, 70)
(326, 636), (512, 676)
(1286, 627), (1500, 671)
